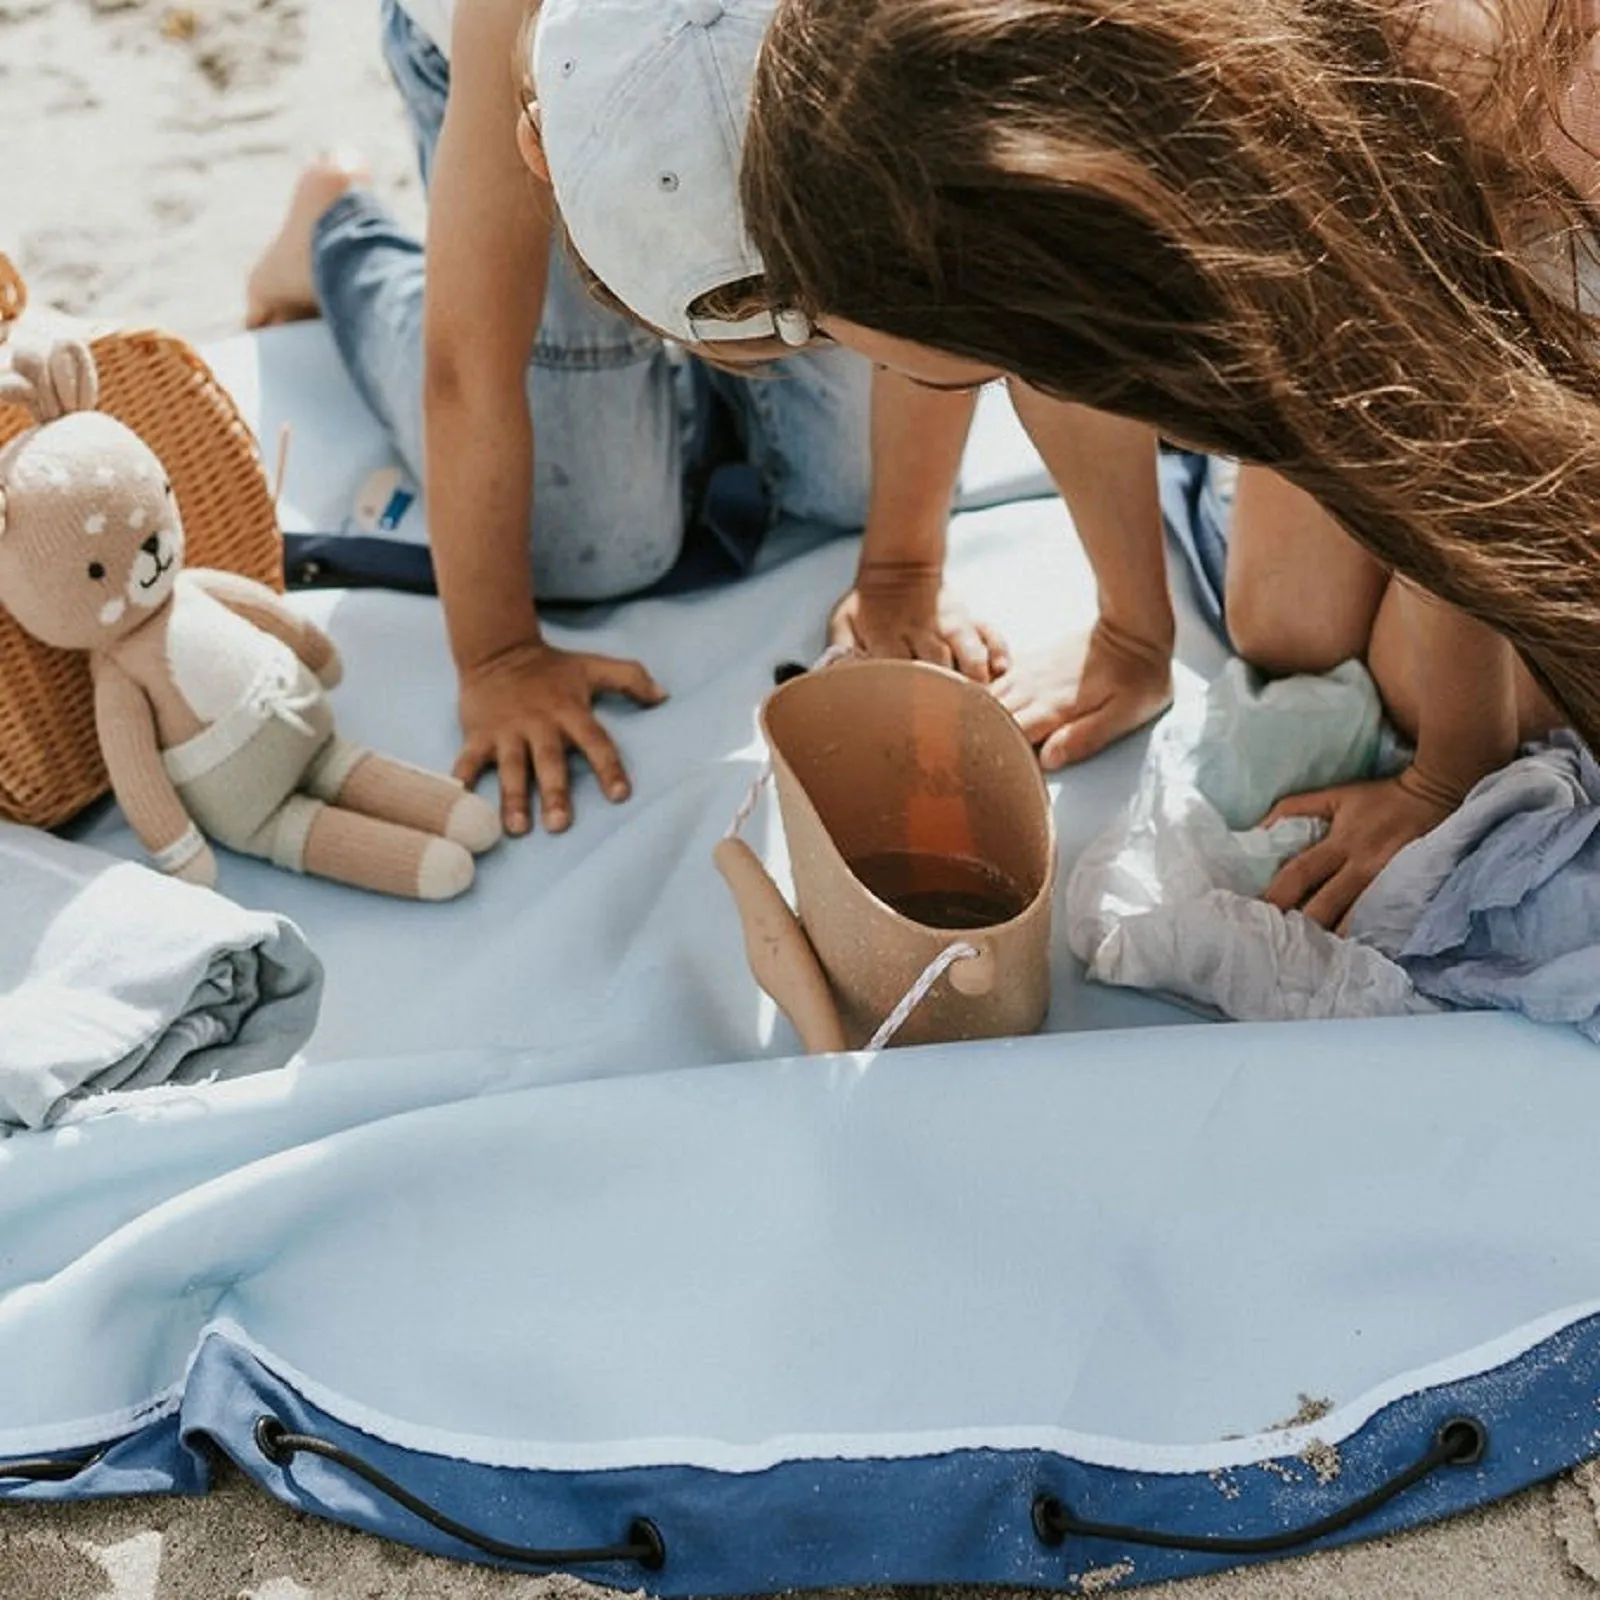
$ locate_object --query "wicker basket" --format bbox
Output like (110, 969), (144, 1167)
(0, 254), (284, 828)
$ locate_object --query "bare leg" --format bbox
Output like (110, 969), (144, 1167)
(1367, 580), (1562, 746)
(308, 742), (502, 854)
(246, 152), (374, 329)
(1225, 466), (1390, 676)
(301, 804), (474, 901)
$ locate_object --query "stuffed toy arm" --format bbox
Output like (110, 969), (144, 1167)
(188, 569), (342, 687)
(94, 660), (217, 887)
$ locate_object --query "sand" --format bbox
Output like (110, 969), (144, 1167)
(1, 0), (420, 343)
(2, 3), (1598, 1595)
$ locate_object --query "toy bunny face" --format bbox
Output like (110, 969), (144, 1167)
(0, 412), (185, 652)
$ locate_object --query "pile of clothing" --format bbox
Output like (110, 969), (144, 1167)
(1067, 660), (1600, 1036)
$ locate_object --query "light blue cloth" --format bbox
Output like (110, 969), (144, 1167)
(1349, 733), (1600, 1037)
(0, 825), (322, 1130)
(308, 0), (871, 603)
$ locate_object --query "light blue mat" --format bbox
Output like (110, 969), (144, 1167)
(4, 324), (1596, 1594)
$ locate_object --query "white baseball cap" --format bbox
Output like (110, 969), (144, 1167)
(531, 0), (812, 346)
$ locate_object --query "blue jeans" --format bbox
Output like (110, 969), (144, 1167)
(309, 0), (872, 603)
(1158, 448), (1236, 646)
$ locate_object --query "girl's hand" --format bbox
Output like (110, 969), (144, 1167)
(994, 617), (1174, 769)
(828, 560), (1010, 683)
(1261, 770), (1455, 931)
(454, 639), (667, 836)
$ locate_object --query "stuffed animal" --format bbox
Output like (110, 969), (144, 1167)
(0, 330), (501, 899)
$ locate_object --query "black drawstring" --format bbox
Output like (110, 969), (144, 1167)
(1033, 1415), (1487, 1558)
(3, 1410), (1486, 1573)
(0, 1453), (99, 1483)
(252, 1417), (666, 1571)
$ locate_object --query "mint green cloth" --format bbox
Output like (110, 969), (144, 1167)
(1066, 659), (1430, 1023)
(1192, 658), (1401, 829)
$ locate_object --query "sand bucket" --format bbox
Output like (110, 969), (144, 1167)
(716, 659), (1057, 1052)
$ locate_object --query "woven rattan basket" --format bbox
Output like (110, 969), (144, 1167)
(0, 254), (284, 828)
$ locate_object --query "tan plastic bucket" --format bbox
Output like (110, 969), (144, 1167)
(717, 659), (1056, 1052)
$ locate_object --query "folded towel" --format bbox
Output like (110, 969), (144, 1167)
(0, 824), (323, 1129)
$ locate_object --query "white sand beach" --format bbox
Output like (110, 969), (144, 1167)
(2, 3), (1598, 1595)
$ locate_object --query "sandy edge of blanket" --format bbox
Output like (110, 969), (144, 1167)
(2, 0), (1597, 1594)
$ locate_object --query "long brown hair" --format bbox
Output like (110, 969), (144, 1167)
(742, 0), (1600, 744)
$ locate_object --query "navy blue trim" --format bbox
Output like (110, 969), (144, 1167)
(280, 457), (768, 604)
(10, 1313), (1595, 1591)
(0, 1413), (203, 1503)
(281, 505), (768, 604)
(283, 533), (438, 596)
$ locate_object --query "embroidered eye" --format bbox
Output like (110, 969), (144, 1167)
(87, 561), (106, 581)
(162, 480), (174, 498)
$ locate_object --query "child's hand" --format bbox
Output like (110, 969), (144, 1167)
(1261, 770), (1455, 930)
(993, 618), (1173, 769)
(454, 639), (668, 836)
(829, 561), (1009, 683)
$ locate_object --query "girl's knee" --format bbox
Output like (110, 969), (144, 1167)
(1225, 469), (1387, 675)
(1225, 572), (1356, 677)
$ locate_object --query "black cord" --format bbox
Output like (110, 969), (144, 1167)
(252, 1417), (666, 1571)
(0, 1453), (98, 1483)
(1033, 1416), (1486, 1558)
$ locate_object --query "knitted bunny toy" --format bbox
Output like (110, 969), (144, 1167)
(0, 331), (501, 898)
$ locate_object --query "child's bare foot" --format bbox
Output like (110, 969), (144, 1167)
(246, 152), (373, 329)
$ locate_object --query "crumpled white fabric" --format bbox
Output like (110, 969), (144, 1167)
(1066, 659), (1438, 1022)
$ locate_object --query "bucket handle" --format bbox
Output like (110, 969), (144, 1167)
(714, 836), (848, 1054)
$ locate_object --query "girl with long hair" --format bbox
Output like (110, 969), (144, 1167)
(739, 0), (1599, 922)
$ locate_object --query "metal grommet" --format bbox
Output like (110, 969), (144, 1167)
(1437, 1416), (1488, 1466)
(1031, 1493), (1068, 1548)
(253, 1415), (290, 1465)
(629, 1518), (667, 1570)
